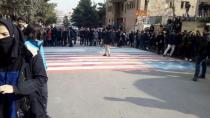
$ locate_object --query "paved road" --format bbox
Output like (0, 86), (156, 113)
(46, 46), (210, 118)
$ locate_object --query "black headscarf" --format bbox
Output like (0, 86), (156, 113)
(0, 18), (26, 66)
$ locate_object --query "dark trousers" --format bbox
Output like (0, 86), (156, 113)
(80, 38), (84, 46)
(194, 56), (207, 78)
(157, 44), (164, 54)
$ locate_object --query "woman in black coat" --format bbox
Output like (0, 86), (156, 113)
(0, 18), (48, 118)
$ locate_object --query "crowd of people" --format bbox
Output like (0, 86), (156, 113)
(43, 26), (77, 47)
(44, 19), (209, 81)
(0, 13), (209, 118)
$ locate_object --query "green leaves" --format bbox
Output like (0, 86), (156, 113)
(71, 0), (105, 27)
(0, 0), (57, 25)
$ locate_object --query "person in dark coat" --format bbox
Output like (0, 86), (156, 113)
(79, 28), (85, 46)
(156, 31), (165, 54)
(163, 30), (177, 56)
(140, 30), (148, 50)
(98, 29), (103, 46)
(129, 31), (134, 47)
(103, 29), (112, 56)
(115, 29), (121, 47)
(0, 18), (48, 118)
(62, 28), (69, 46)
(57, 28), (62, 46)
(193, 27), (209, 81)
(89, 28), (94, 46)
(135, 30), (140, 49)
(51, 27), (57, 46)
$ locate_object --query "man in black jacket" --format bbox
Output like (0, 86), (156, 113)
(193, 27), (209, 81)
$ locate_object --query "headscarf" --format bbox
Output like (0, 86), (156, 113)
(0, 18), (26, 66)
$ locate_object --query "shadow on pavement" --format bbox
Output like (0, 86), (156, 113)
(104, 76), (210, 118)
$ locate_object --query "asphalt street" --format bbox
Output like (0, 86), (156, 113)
(46, 47), (210, 118)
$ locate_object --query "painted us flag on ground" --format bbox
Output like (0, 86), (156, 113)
(45, 47), (180, 73)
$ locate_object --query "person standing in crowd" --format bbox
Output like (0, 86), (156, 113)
(24, 24), (47, 69)
(56, 28), (62, 46)
(193, 26), (209, 81)
(110, 29), (116, 46)
(174, 31), (183, 57)
(135, 30), (140, 49)
(47, 27), (52, 46)
(16, 17), (28, 31)
(62, 28), (69, 46)
(0, 18), (48, 118)
(51, 26), (57, 46)
(84, 28), (89, 46)
(182, 31), (193, 61)
(70, 27), (77, 45)
(68, 27), (73, 47)
(129, 31), (135, 47)
(79, 28), (85, 46)
(163, 30), (177, 57)
(115, 29), (121, 47)
(89, 28), (94, 46)
(103, 28), (112, 56)
(120, 31), (127, 47)
(23, 24), (50, 117)
(156, 31), (165, 54)
(141, 30), (148, 50)
(93, 28), (99, 46)
(98, 29), (103, 46)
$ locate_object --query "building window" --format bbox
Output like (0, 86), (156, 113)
(181, 1), (185, 8)
(181, 1), (190, 9)
(144, 0), (149, 11)
(126, 1), (135, 10)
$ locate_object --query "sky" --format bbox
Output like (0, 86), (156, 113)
(49, 0), (105, 13)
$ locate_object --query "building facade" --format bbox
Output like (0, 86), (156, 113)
(106, 0), (210, 32)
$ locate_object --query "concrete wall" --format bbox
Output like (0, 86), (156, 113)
(147, 0), (172, 16)
(174, 0), (198, 17)
(182, 21), (205, 32)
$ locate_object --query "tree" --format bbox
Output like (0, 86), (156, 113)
(63, 16), (70, 28)
(71, 0), (99, 27)
(36, 2), (57, 25)
(0, 0), (57, 25)
(97, 2), (106, 26)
